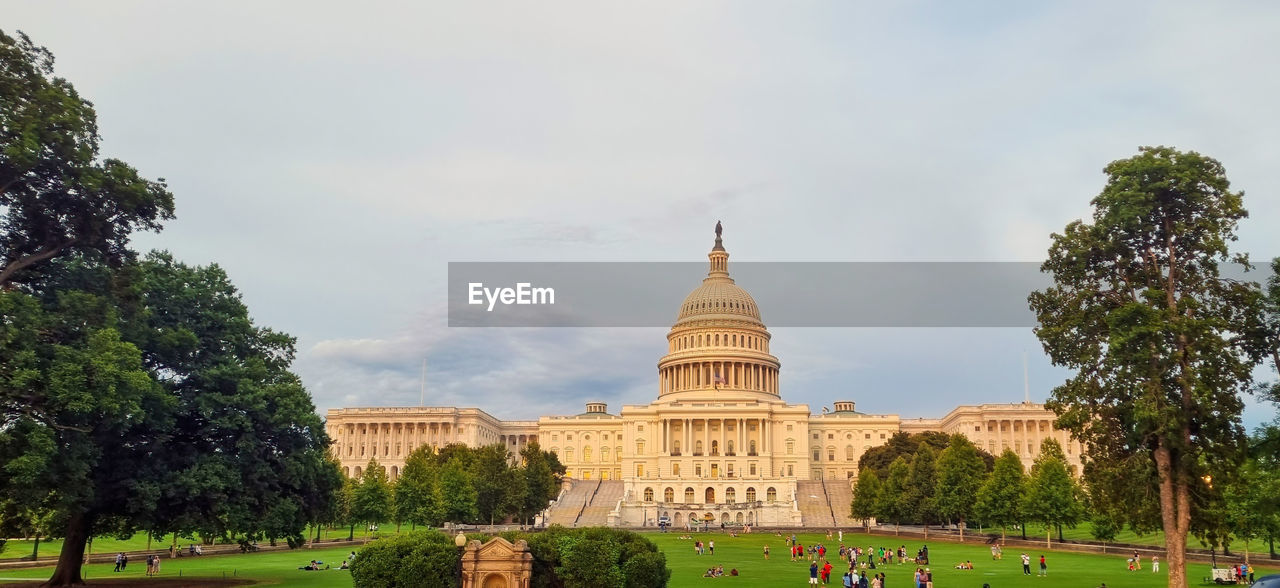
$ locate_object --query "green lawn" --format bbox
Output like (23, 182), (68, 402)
(1, 530), (1276, 586)
(0, 525), (386, 562)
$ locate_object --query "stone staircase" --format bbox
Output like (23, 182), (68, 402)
(824, 479), (860, 527)
(578, 481), (624, 526)
(796, 481), (836, 527)
(543, 480), (593, 527)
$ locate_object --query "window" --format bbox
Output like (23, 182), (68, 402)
(879, 433), (885, 439)
(786, 440), (795, 454)
(601, 446), (610, 462)
(726, 487), (736, 504)
(603, 434), (609, 440)
(746, 487), (756, 502)
(695, 440), (704, 456)
(827, 447), (836, 461)
(584, 434), (591, 441)
(672, 463), (681, 476)
(644, 488), (654, 502)
(846, 445), (855, 461)
(749, 463), (757, 475)
(748, 440), (757, 455)
(726, 440), (735, 455)
(685, 487), (695, 502)
(812, 448), (821, 461)
(705, 488), (715, 503)
(637, 440), (645, 455)
(616, 446), (622, 461)
(673, 440), (682, 455)
(565, 448), (574, 462)
(827, 433), (834, 440)
(711, 440), (719, 456)
(787, 465), (794, 476)
(786, 424), (793, 431)
(552, 434), (558, 441)
(583, 447), (592, 463)
(766, 487), (777, 502)
(664, 487), (675, 502)
(637, 425), (644, 432)
(812, 433), (819, 440)
(726, 463), (734, 477)
(865, 433), (871, 439)
(695, 464), (702, 477)
(636, 463), (645, 477)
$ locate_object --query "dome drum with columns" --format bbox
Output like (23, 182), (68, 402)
(325, 223), (1083, 528)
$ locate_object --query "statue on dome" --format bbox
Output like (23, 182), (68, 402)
(715, 220), (722, 238)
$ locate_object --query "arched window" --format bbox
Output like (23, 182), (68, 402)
(749, 440), (757, 455)
(664, 487), (675, 502)
(725, 487), (736, 504)
(343, 466), (350, 477)
(766, 487), (777, 502)
(736, 512), (744, 524)
(711, 440), (719, 456)
(846, 445), (855, 461)
(684, 487), (695, 503)
(673, 440), (682, 455)
(643, 488), (654, 502)
(354, 466), (363, 478)
(726, 440), (735, 456)
(746, 487), (756, 502)
(705, 487), (716, 503)
(390, 466), (399, 480)
(583, 447), (592, 463)
(695, 440), (704, 456)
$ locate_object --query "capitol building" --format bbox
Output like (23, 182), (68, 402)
(327, 227), (1083, 528)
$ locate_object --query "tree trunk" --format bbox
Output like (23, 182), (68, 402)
(43, 513), (90, 587)
(31, 536), (40, 560)
(1154, 441), (1191, 588)
(1057, 524), (1064, 543)
(959, 518), (964, 542)
(1046, 527), (1051, 549)
(348, 524), (354, 541)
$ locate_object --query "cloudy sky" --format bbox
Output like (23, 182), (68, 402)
(9, 2), (1279, 427)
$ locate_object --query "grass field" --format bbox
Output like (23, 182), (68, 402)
(0, 525), (388, 562)
(2, 530), (1276, 586)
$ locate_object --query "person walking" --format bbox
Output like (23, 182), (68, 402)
(810, 561), (820, 586)
(708, 540), (715, 555)
(1038, 554), (1047, 576)
(113, 553), (123, 573)
(763, 544), (770, 560)
(1021, 553), (1031, 575)
(1151, 555), (1159, 573)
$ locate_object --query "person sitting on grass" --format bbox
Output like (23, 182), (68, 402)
(954, 560), (973, 570)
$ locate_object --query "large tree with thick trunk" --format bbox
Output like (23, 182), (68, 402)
(0, 30), (337, 586)
(1029, 146), (1277, 587)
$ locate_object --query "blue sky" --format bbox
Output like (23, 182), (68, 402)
(8, 1), (1279, 427)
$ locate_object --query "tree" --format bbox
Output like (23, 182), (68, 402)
(338, 477), (358, 541)
(1029, 146), (1278, 588)
(471, 444), (516, 526)
(556, 534), (624, 588)
(519, 442), (561, 526)
(857, 431), (951, 479)
(934, 435), (987, 541)
(1022, 440), (1084, 548)
(974, 450), (1026, 542)
(850, 471), (881, 531)
(438, 459), (478, 524)
(353, 460), (393, 536)
(905, 445), (939, 537)
(395, 446), (442, 529)
(874, 457), (911, 534)
(0, 30), (174, 287)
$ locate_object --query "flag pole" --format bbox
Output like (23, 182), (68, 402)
(420, 358), (426, 406)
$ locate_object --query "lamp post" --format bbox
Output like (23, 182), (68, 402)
(455, 532), (468, 587)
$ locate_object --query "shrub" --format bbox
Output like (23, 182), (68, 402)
(349, 530), (460, 588)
